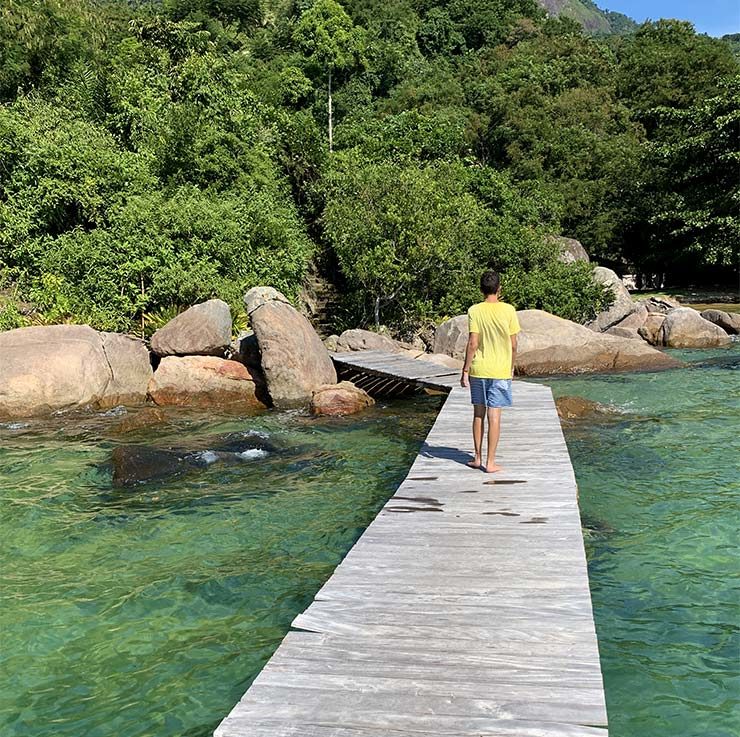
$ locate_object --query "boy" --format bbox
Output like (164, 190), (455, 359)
(461, 270), (520, 473)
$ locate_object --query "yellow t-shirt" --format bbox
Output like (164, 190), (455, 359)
(467, 301), (521, 379)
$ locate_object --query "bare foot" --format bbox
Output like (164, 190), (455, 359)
(483, 463), (503, 473)
(467, 458), (482, 469)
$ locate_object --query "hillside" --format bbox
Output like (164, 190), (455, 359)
(538, 0), (637, 34)
(0, 0), (736, 336)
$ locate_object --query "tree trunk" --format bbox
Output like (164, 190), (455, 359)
(328, 66), (333, 153)
(374, 295), (380, 328)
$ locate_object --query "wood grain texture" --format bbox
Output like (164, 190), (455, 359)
(214, 351), (608, 736)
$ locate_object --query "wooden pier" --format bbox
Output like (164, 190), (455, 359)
(215, 351), (608, 737)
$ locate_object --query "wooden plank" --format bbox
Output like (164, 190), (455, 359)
(221, 683), (607, 728)
(217, 715), (608, 737)
(214, 354), (608, 737)
(218, 723), (608, 737)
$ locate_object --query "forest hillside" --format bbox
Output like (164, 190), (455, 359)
(0, 0), (737, 336)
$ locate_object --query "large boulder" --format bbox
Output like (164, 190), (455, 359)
(148, 356), (269, 408)
(638, 313), (666, 345)
(244, 286), (291, 313)
(99, 332), (153, 407)
(433, 315), (468, 360)
(0, 325), (152, 418)
(416, 353), (464, 370)
(550, 236), (589, 264)
(336, 329), (403, 353)
(700, 309), (740, 335)
(244, 286), (336, 408)
(515, 310), (682, 375)
(587, 267), (638, 332)
(657, 308), (731, 348)
(612, 304), (648, 331)
(151, 299), (232, 357)
(310, 381), (375, 416)
(605, 326), (642, 340)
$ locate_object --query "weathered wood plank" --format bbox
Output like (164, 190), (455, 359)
(213, 352), (607, 737)
(218, 723), (608, 737)
(222, 682), (608, 728)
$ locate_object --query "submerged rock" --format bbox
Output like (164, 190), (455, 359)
(311, 381), (374, 416)
(245, 286), (336, 408)
(111, 446), (185, 486)
(151, 299), (232, 357)
(555, 396), (615, 421)
(110, 433), (277, 487)
(109, 407), (171, 435)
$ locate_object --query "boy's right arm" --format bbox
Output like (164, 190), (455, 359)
(461, 332), (478, 387)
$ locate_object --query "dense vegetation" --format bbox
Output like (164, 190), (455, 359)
(0, 0), (737, 335)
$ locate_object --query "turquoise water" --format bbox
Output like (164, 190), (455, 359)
(542, 343), (740, 737)
(2, 345), (738, 737)
(0, 397), (441, 737)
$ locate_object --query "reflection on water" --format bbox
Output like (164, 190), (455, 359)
(0, 396), (441, 737)
(541, 342), (740, 737)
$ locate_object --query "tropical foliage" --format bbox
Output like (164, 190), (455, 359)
(0, 0), (736, 333)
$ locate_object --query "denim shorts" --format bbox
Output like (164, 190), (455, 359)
(470, 378), (513, 408)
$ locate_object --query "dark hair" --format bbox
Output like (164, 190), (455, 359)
(480, 270), (500, 295)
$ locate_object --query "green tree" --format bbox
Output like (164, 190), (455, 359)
(625, 78), (740, 280)
(615, 20), (738, 127)
(472, 20), (642, 257)
(293, 0), (365, 151)
(323, 154), (606, 331)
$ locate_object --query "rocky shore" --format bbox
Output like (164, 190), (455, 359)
(0, 273), (736, 420)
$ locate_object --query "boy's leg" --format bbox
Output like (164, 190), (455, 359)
(484, 407), (503, 473)
(468, 404), (486, 468)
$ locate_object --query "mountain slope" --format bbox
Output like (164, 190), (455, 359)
(538, 0), (637, 35)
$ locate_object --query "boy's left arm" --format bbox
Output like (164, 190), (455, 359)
(510, 334), (518, 378)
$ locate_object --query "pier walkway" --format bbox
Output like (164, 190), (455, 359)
(215, 351), (608, 737)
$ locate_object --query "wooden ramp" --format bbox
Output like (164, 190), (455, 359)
(215, 352), (608, 737)
(331, 350), (462, 395)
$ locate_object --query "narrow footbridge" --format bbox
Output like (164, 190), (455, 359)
(215, 351), (608, 737)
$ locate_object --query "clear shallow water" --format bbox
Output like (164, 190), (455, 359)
(541, 343), (740, 737)
(3, 345), (738, 737)
(0, 397), (441, 737)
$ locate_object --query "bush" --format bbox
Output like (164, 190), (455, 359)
(0, 97), (313, 332)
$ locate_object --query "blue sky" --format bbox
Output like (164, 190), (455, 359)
(601, 0), (740, 37)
